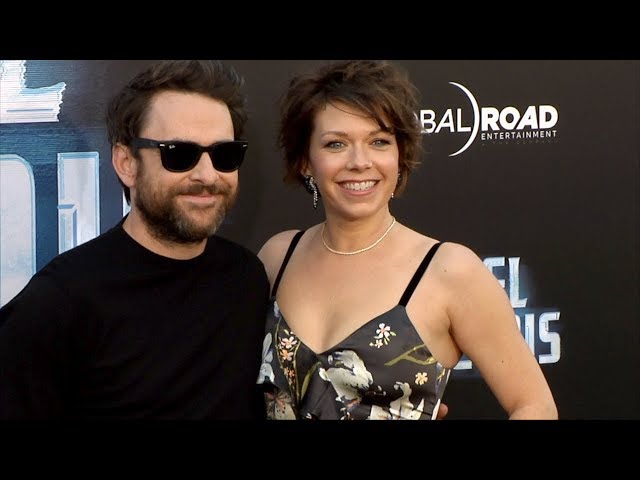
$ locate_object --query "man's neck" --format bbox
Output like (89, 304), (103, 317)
(122, 211), (207, 260)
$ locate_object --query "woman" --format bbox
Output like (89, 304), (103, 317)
(256, 60), (557, 420)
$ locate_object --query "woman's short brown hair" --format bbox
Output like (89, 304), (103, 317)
(278, 60), (423, 196)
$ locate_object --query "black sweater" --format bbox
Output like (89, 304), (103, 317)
(0, 221), (269, 419)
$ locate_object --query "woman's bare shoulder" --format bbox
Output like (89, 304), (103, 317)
(398, 227), (477, 267)
(258, 228), (315, 279)
(259, 230), (300, 260)
(416, 238), (485, 280)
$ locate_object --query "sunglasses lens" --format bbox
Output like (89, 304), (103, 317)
(211, 142), (247, 172)
(161, 142), (201, 172)
(155, 141), (247, 172)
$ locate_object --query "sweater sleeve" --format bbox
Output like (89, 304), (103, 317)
(0, 273), (74, 419)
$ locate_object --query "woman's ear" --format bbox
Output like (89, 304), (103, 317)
(112, 143), (137, 189)
(300, 158), (312, 177)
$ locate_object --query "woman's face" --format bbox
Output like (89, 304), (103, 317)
(305, 101), (399, 220)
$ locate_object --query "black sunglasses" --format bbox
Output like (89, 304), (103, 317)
(130, 138), (248, 173)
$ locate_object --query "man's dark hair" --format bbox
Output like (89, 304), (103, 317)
(106, 60), (248, 202)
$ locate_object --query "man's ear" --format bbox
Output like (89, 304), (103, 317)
(112, 143), (137, 189)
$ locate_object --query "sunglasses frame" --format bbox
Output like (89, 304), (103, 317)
(130, 137), (248, 173)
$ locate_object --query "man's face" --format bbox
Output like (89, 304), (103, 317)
(131, 91), (239, 244)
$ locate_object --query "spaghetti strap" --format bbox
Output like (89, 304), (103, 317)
(271, 230), (305, 297)
(399, 242), (443, 307)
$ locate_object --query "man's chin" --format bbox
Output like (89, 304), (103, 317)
(178, 211), (225, 240)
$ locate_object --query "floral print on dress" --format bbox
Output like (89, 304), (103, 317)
(258, 302), (451, 420)
(276, 328), (299, 391)
(257, 333), (275, 384)
(388, 382), (425, 420)
(270, 300), (322, 407)
(415, 372), (429, 385)
(369, 322), (396, 348)
(257, 238), (451, 420)
(264, 388), (296, 419)
(318, 350), (374, 420)
(258, 328), (297, 419)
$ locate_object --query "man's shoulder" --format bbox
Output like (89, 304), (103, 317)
(36, 223), (123, 278)
(210, 234), (258, 259)
(207, 236), (269, 290)
(208, 235), (266, 273)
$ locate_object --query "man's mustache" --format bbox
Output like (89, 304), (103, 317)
(178, 183), (231, 196)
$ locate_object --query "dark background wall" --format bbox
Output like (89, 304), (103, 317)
(1, 60), (638, 419)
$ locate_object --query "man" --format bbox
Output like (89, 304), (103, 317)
(0, 60), (269, 419)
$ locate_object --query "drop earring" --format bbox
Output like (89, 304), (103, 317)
(304, 175), (319, 209)
(392, 171), (401, 200)
(310, 177), (318, 209)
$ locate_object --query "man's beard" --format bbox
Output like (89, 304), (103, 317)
(134, 174), (238, 244)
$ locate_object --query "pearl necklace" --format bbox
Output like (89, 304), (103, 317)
(321, 217), (397, 256)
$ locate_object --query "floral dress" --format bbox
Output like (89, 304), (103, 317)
(256, 233), (450, 420)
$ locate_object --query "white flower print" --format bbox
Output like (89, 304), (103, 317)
(369, 322), (396, 347)
(376, 323), (391, 339)
(318, 350), (374, 416)
(256, 333), (275, 384)
(280, 336), (298, 350)
(265, 389), (296, 420)
(415, 372), (429, 385)
(389, 382), (425, 420)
